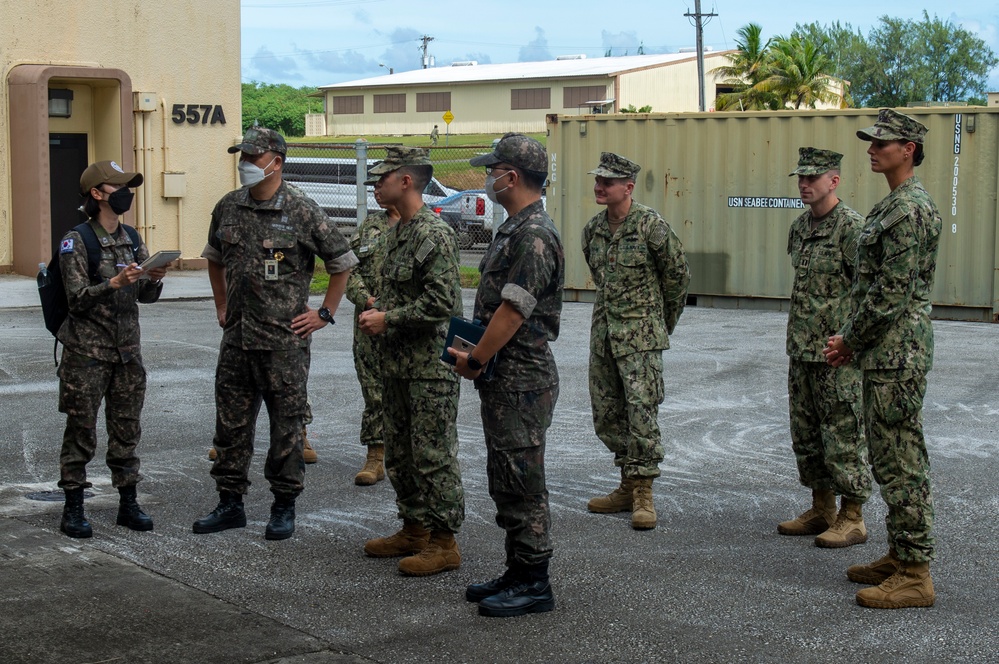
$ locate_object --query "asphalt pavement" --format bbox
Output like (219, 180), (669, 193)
(0, 270), (996, 664)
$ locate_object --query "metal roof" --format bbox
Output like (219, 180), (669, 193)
(319, 51), (734, 90)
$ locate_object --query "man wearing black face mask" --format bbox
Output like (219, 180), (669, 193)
(55, 160), (170, 539)
(194, 126), (357, 541)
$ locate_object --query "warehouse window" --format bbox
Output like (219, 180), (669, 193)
(332, 95), (363, 115)
(417, 92), (451, 112)
(564, 86), (607, 109)
(511, 88), (551, 110)
(374, 93), (406, 113)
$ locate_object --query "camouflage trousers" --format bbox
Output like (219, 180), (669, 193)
(589, 341), (665, 479)
(352, 313), (384, 447)
(57, 350), (146, 491)
(865, 369), (935, 562)
(479, 386), (558, 568)
(211, 342), (309, 498)
(788, 359), (872, 501)
(383, 376), (464, 532)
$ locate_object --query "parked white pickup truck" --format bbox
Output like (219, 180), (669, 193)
(458, 190), (546, 247)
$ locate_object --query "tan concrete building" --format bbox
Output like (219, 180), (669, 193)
(316, 52), (742, 137)
(1, 0), (242, 276)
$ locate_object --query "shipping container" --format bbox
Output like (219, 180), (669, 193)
(546, 108), (999, 321)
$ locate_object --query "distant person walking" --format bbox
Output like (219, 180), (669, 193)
(430, 125), (439, 146)
(582, 152), (689, 531)
(779, 147), (872, 549)
(824, 109), (942, 609)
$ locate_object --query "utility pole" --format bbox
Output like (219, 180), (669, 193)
(419, 35), (435, 69)
(684, 0), (717, 112)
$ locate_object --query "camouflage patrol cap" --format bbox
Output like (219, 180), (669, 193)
(368, 146), (432, 175)
(228, 126), (287, 155)
(79, 160), (143, 194)
(789, 147), (843, 176)
(857, 108), (928, 144)
(469, 133), (548, 174)
(588, 152), (641, 179)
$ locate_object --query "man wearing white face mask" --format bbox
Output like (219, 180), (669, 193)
(194, 126), (357, 541)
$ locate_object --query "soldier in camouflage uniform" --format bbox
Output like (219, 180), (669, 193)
(193, 127), (357, 541)
(825, 109), (941, 609)
(56, 160), (170, 539)
(780, 147), (873, 549)
(582, 153), (690, 531)
(450, 133), (564, 618)
(345, 179), (400, 486)
(357, 146), (465, 577)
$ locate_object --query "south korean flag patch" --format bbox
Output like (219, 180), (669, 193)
(60, 238), (75, 254)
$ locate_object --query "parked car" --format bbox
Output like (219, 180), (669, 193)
(458, 189), (546, 248)
(434, 190), (491, 249)
(283, 157), (455, 231)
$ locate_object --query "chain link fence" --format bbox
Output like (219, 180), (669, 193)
(285, 143), (496, 253)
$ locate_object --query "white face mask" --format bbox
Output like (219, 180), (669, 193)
(238, 155), (277, 188)
(484, 169), (513, 203)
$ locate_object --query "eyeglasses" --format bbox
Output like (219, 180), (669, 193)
(485, 166), (515, 176)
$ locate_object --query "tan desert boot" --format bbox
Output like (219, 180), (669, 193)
(847, 548), (901, 585)
(364, 521), (430, 558)
(815, 498), (867, 548)
(856, 561), (935, 609)
(355, 444), (386, 486)
(631, 479), (657, 530)
(398, 531), (461, 576)
(588, 477), (636, 513)
(777, 489), (836, 535)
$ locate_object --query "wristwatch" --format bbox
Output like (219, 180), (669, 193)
(466, 354), (484, 371)
(318, 307), (335, 325)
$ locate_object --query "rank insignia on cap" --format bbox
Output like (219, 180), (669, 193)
(60, 238), (75, 253)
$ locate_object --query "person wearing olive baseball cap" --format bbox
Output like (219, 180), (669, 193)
(825, 109), (942, 610)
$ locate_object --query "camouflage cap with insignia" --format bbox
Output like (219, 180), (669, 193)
(788, 147), (843, 176)
(857, 108), (928, 144)
(368, 146), (432, 175)
(469, 132), (548, 174)
(588, 152), (641, 179)
(227, 126), (287, 155)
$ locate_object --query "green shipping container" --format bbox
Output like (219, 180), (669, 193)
(546, 108), (999, 321)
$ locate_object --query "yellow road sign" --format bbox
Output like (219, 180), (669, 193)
(442, 110), (454, 125)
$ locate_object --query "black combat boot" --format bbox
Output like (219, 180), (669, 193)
(477, 560), (555, 617)
(116, 485), (154, 531)
(60, 487), (93, 539)
(264, 495), (296, 540)
(466, 564), (525, 602)
(192, 491), (246, 534)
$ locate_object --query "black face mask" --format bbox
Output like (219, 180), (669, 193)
(106, 188), (134, 215)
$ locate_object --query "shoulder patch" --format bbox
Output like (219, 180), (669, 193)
(880, 207), (908, 231)
(648, 223), (668, 249)
(60, 238), (75, 254)
(415, 238), (436, 264)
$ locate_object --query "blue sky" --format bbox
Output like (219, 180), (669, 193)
(241, 1), (999, 93)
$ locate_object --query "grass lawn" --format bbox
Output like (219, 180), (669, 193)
(287, 133), (546, 148)
(310, 263), (480, 296)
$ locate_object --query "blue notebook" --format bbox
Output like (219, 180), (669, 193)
(440, 316), (496, 379)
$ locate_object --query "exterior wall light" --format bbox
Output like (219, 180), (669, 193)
(48, 88), (73, 118)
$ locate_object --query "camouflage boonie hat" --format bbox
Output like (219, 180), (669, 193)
(588, 152), (641, 179)
(789, 147), (843, 176)
(368, 146), (432, 176)
(228, 126), (287, 155)
(857, 109), (928, 144)
(469, 132), (548, 173)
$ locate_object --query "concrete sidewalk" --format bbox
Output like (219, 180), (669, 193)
(1, 283), (996, 663)
(0, 268), (215, 309)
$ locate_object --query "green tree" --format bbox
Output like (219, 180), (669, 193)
(916, 11), (998, 104)
(241, 82), (320, 136)
(758, 36), (840, 109)
(711, 23), (782, 111)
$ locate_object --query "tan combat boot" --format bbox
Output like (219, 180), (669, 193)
(777, 489), (836, 535)
(355, 444), (385, 486)
(363, 521), (430, 558)
(302, 428), (317, 464)
(398, 531), (461, 576)
(587, 477), (636, 513)
(631, 478), (657, 530)
(847, 548), (901, 585)
(855, 561), (935, 609)
(815, 498), (867, 548)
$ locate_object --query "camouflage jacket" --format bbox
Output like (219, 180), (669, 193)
(786, 201), (865, 362)
(473, 199), (564, 393)
(202, 180), (357, 351)
(57, 219), (162, 363)
(582, 202), (690, 358)
(346, 210), (394, 309)
(840, 176), (942, 371)
(379, 205), (462, 380)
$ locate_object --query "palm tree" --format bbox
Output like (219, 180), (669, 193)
(759, 36), (839, 109)
(711, 23), (781, 110)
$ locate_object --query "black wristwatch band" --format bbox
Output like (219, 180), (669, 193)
(466, 355), (483, 371)
(318, 307), (335, 325)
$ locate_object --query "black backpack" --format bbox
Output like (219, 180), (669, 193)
(39, 221), (141, 342)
